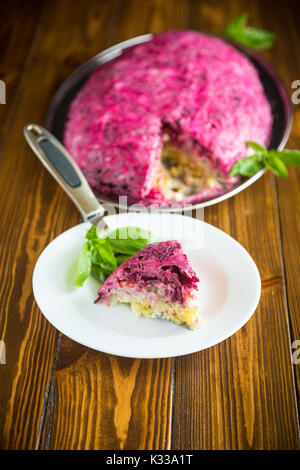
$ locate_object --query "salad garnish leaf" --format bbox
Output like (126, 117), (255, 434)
(91, 265), (106, 284)
(230, 142), (300, 178)
(264, 154), (289, 178)
(103, 227), (155, 255)
(91, 239), (117, 272)
(73, 226), (156, 287)
(230, 156), (264, 177)
(245, 141), (266, 156)
(223, 13), (275, 50)
(115, 254), (131, 266)
(269, 150), (300, 167)
(85, 225), (100, 240)
(73, 241), (92, 287)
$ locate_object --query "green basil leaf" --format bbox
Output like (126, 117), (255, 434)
(91, 265), (106, 284)
(264, 154), (289, 177)
(74, 226), (156, 287)
(224, 13), (248, 33)
(230, 155), (264, 177)
(85, 225), (100, 241)
(270, 150), (300, 167)
(235, 28), (275, 50)
(115, 254), (131, 266)
(91, 239), (117, 272)
(73, 241), (92, 286)
(246, 141), (267, 156)
(104, 227), (155, 255)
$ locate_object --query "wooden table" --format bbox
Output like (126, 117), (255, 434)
(0, 0), (299, 450)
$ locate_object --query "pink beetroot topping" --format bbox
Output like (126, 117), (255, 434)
(95, 240), (199, 305)
(64, 31), (272, 205)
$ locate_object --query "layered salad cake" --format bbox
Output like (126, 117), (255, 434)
(95, 240), (201, 329)
(64, 31), (272, 205)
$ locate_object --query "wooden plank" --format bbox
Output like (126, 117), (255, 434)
(111, 0), (190, 42)
(40, 336), (172, 449)
(1, 0), (298, 451)
(38, 0), (190, 450)
(277, 163), (300, 402)
(173, 178), (299, 449)
(0, 0), (118, 450)
(172, 0), (300, 449)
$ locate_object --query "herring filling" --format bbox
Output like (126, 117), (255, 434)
(155, 137), (224, 201)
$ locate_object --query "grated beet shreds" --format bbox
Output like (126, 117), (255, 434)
(64, 31), (272, 205)
(95, 240), (199, 305)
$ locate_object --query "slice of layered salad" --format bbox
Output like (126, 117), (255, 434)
(95, 240), (202, 329)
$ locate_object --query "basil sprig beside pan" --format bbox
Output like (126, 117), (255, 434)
(223, 17), (299, 177)
(230, 142), (300, 178)
(223, 13), (275, 50)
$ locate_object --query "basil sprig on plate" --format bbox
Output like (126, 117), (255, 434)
(223, 13), (275, 50)
(74, 225), (156, 287)
(230, 142), (300, 178)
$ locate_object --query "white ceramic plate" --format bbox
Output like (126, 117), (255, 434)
(32, 212), (261, 358)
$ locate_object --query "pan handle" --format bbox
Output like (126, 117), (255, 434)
(23, 123), (105, 223)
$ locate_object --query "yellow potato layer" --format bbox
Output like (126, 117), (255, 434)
(114, 294), (201, 330)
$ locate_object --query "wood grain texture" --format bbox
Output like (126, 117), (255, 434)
(0, 0), (45, 145)
(0, 0), (299, 451)
(0, 0), (118, 450)
(172, 0), (300, 450)
(38, 0), (191, 450)
(40, 336), (172, 449)
(271, 0), (300, 409)
(173, 177), (299, 449)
